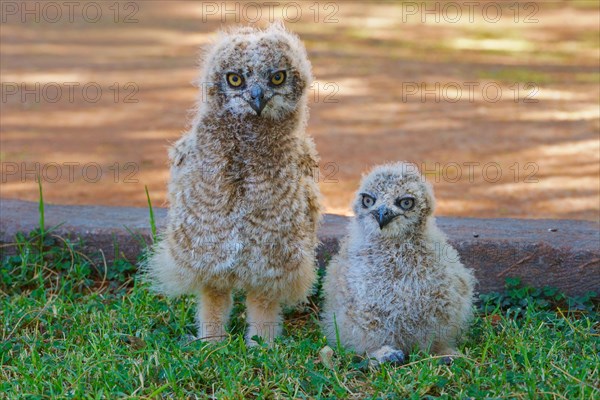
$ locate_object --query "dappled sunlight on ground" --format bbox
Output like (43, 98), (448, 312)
(1, 1), (598, 221)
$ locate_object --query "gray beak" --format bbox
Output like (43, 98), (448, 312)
(247, 84), (269, 116)
(370, 206), (399, 229)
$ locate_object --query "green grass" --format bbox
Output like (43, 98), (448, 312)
(1, 229), (599, 399)
(144, 185), (157, 244)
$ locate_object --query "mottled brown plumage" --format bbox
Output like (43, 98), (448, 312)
(144, 23), (321, 344)
(322, 163), (475, 364)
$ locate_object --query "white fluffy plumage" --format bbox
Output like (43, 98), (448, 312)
(321, 162), (476, 364)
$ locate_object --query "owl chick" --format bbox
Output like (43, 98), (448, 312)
(322, 162), (475, 364)
(144, 23), (321, 345)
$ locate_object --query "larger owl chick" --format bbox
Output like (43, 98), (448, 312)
(144, 23), (321, 345)
(322, 162), (475, 364)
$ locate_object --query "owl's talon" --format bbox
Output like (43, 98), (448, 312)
(439, 355), (454, 365)
(370, 346), (406, 366)
(382, 350), (406, 365)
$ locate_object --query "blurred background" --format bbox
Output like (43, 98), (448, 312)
(1, 0), (598, 221)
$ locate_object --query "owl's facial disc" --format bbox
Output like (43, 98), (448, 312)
(360, 193), (400, 230)
(356, 186), (422, 236)
(352, 164), (434, 238)
(223, 68), (291, 117)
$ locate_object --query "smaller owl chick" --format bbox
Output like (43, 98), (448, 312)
(322, 162), (476, 364)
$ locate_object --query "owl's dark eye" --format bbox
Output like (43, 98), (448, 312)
(396, 197), (415, 211)
(361, 194), (376, 208)
(270, 70), (286, 86)
(226, 73), (244, 88)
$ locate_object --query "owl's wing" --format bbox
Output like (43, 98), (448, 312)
(168, 132), (194, 168)
(299, 136), (322, 229)
(167, 131), (203, 191)
(299, 136), (320, 179)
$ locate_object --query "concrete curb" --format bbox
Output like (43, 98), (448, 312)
(1, 198), (598, 295)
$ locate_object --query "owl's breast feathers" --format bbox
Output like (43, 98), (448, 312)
(351, 236), (449, 292)
(169, 123), (319, 241)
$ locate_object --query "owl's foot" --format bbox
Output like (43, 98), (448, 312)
(245, 293), (282, 346)
(196, 325), (229, 343)
(370, 345), (407, 366)
(439, 356), (454, 365)
(434, 346), (461, 365)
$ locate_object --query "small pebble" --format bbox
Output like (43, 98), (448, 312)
(473, 233), (479, 238)
(548, 228), (557, 232)
(319, 345), (335, 370)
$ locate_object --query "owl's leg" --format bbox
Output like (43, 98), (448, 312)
(245, 293), (282, 346)
(195, 287), (233, 343)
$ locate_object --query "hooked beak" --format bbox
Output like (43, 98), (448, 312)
(246, 84), (270, 116)
(370, 205), (399, 229)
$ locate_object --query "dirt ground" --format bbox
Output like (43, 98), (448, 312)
(1, 1), (599, 221)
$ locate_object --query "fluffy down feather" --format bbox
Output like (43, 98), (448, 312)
(322, 162), (475, 363)
(143, 23), (321, 344)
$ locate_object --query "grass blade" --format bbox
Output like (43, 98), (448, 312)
(145, 185), (157, 243)
(37, 175), (45, 252)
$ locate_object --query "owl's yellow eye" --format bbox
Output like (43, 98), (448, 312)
(270, 71), (286, 86)
(227, 73), (244, 87)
